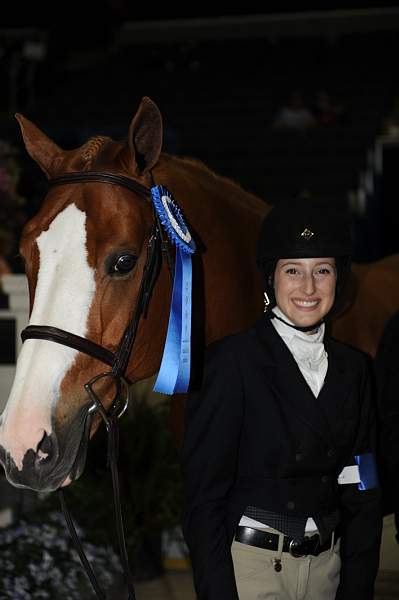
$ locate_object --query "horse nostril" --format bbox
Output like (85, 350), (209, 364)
(36, 431), (54, 465)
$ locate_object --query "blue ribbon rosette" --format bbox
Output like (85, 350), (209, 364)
(151, 185), (196, 394)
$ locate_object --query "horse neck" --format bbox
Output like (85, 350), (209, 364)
(153, 154), (268, 235)
(152, 155), (267, 345)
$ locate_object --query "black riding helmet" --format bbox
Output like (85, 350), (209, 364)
(256, 195), (352, 316)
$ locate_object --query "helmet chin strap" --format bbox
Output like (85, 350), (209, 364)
(269, 311), (324, 333)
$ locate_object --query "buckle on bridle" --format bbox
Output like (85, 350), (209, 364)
(85, 372), (131, 428)
(289, 539), (308, 558)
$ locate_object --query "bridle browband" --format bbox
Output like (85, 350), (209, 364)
(20, 170), (175, 600)
(49, 170), (152, 199)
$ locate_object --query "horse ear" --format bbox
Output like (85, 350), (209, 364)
(15, 113), (64, 179)
(127, 97), (163, 174)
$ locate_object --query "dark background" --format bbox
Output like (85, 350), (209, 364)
(1, 3), (399, 264)
(0, 6), (399, 587)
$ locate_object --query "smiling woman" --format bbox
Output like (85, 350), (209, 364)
(182, 196), (382, 600)
(273, 257), (337, 331)
(257, 196), (352, 327)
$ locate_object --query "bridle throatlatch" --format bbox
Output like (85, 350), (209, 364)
(20, 170), (195, 599)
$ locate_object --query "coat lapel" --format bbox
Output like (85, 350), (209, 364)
(255, 316), (347, 444)
(318, 337), (350, 440)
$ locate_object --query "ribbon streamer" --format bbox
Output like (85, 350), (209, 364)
(355, 453), (379, 491)
(151, 185), (196, 395)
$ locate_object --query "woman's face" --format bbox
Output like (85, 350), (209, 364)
(273, 257), (337, 328)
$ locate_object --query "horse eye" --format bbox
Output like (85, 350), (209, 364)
(111, 254), (137, 275)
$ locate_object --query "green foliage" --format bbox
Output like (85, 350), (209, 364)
(0, 510), (122, 599)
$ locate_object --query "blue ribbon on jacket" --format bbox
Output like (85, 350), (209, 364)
(151, 185), (196, 394)
(355, 453), (379, 491)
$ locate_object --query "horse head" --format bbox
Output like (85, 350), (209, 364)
(0, 97), (174, 491)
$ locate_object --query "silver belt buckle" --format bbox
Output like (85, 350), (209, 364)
(289, 539), (307, 558)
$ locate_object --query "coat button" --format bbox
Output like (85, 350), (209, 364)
(327, 449), (335, 458)
(295, 453), (303, 462)
(321, 475), (329, 483)
(287, 501), (295, 510)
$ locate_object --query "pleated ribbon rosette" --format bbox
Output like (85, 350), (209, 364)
(151, 185), (196, 394)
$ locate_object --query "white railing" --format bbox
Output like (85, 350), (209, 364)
(0, 275), (29, 414)
(0, 275), (29, 526)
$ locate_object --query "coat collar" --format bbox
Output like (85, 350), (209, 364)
(254, 316), (349, 443)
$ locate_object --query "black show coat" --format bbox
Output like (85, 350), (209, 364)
(181, 317), (382, 600)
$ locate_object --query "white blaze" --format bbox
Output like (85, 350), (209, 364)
(0, 204), (96, 470)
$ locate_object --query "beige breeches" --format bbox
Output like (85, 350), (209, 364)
(231, 528), (341, 600)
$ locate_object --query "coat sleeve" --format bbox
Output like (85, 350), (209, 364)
(181, 339), (244, 600)
(336, 357), (382, 600)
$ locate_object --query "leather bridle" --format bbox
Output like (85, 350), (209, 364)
(20, 171), (175, 600)
(22, 171), (173, 377)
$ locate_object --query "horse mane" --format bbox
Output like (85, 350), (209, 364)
(80, 136), (113, 170)
(76, 139), (267, 213)
(157, 153), (266, 212)
(167, 154), (243, 189)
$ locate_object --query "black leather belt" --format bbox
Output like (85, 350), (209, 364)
(235, 526), (338, 557)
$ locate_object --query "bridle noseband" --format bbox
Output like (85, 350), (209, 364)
(21, 171), (175, 600)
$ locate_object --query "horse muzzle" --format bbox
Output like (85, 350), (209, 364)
(0, 409), (92, 492)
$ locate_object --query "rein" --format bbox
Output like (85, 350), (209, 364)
(21, 171), (175, 600)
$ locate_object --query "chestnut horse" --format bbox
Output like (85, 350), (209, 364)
(0, 97), (267, 492)
(0, 96), (398, 494)
(333, 254), (399, 357)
